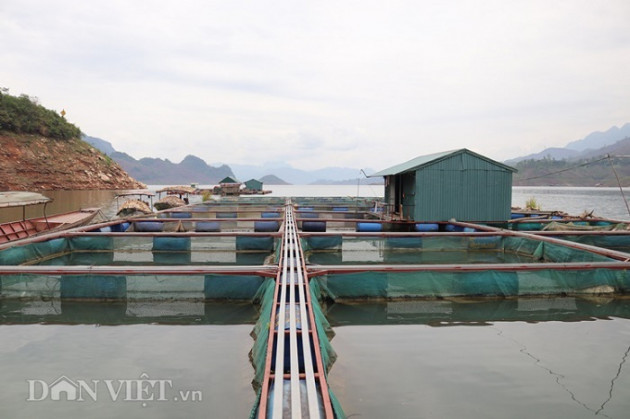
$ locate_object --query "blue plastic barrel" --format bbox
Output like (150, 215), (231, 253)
(302, 221), (326, 232)
(261, 212), (281, 218)
(356, 222), (382, 232)
(445, 224), (464, 232)
(195, 221), (221, 232)
(415, 223), (439, 232)
(254, 221), (280, 232)
(134, 221), (164, 232)
(170, 212), (192, 219)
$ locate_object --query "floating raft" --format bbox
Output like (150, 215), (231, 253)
(2, 196), (630, 418)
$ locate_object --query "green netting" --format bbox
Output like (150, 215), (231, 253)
(303, 235), (617, 266)
(249, 278), (276, 390)
(60, 275), (127, 299)
(301, 236), (343, 251)
(204, 274), (266, 299)
(152, 237), (191, 251)
(69, 236), (114, 251)
(309, 280), (346, 419)
(236, 236), (275, 251)
(310, 268), (630, 299)
(554, 234), (630, 253)
(0, 238), (69, 265)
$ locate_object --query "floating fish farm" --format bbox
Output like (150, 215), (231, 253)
(2, 194), (630, 418)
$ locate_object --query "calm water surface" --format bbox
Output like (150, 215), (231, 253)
(0, 323), (256, 419)
(326, 299), (630, 419)
(2, 185), (630, 222)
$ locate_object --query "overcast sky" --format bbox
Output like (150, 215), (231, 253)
(1, 1), (629, 172)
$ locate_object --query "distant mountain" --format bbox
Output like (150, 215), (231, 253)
(83, 135), (116, 155)
(565, 123), (630, 151)
(506, 123), (630, 165)
(505, 147), (580, 165)
(111, 152), (234, 185)
(513, 137), (630, 186)
(259, 174), (290, 185)
(85, 134), (377, 185)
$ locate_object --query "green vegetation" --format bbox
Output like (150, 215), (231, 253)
(525, 197), (541, 211)
(513, 155), (630, 186)
(0, 88), (81, 140)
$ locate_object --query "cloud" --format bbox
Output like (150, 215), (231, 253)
(1, 0), (629, 171)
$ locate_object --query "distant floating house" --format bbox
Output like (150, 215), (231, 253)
(244, 178), (263, 192)
(215, 176), (242, 196)
(370, 149), (517, 222)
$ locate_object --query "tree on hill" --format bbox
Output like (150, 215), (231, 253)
(0, 88), (81, 140)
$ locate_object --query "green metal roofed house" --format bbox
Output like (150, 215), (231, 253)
(370, 149), (517, 222)
(244, 179), (263, 191)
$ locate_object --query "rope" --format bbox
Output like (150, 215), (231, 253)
(518, 156), (609, 181)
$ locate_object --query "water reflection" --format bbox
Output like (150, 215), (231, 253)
(0, 300), (258, 325)
(327, 297), (630, 419)
(324, 297), (630, 326)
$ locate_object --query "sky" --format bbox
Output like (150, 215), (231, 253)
(1, 0), (629, 172)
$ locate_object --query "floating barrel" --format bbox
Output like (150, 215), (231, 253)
(110, 222), (130, 232)
(261, 212), (281, 218)
(134, 221), (164, 232)
(217, 212), (237, 218)
(195, 221), (221, 232)
(356, 222), (382, 232)
(254, 221), (280, 232)
(302, 221), (326, 232)
(333, 207), (348, 212)
(445, 224), (464, 232)
(415, 223), (439, 232)
(511, 213), (525, 219)
(170, 212), (192, 219)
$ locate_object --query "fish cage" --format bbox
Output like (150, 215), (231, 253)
(2, 196), (630, 419)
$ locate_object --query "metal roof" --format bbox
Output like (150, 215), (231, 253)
(219, 176), (240, 184)
(0, 191), (52, 208)
(369, 148), (517, 177)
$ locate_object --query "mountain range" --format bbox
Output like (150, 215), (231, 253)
(85, 122), (630, 187)
(83, 135), (377, 185)
(507, 123), (630, 186)
(505, 123), (630, 164)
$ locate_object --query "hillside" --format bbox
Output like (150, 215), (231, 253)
(259, 174), (290, 185)
(0, 90), (144, 190)
(0, 133), (145, 190)
(506, 123), (630, 165)
(513, 138), (630, 186)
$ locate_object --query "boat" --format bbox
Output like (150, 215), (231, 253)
(114, 190), (155, 217)
(0, 191), (103, 244)
(154, 195), (186, 211)
(156, 186), (195, 205)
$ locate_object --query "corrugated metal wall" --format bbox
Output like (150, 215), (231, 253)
(413, 152), (512, 221)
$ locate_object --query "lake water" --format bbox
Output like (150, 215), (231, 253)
(325, 299), (630, 419)
(2, 185), (630, 223)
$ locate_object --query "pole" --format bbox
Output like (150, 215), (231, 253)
(607, 154), (630, 218)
